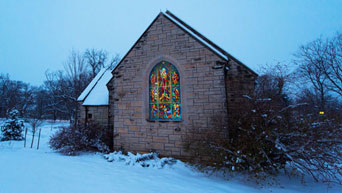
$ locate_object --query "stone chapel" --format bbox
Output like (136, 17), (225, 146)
(77, 10), (257, 158)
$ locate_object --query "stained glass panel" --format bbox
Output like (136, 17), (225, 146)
(172, 87), (180, 103)
(159, 66), (170, 87)
(171, 71), (179, 85)
(149, 61), (181, 121)
(150, 88), (158, 103)
(150, 71), (158, 85)
(159, 104), (172, 119)
(150, 104), (159, 119)
(172, 103), (181, 119)
(159, 86), (171, 103)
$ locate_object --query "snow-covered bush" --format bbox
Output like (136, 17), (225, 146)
(49, 121), (109, 155)
(184, 73), (342, 184)
(1, 109), (24, 141)
(184, 101), (288, 181)
(185, 96), (342, 184)
(104, 151), (177, 168)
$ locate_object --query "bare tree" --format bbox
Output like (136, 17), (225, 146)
(17, 83), (35, 116)
(44, 70), (70, 119)
(0, 74), (11, 117)
(64, 50), (88, 80)
(84, 49), (120, 76)
(33, 86), (50, 119)
(0, 48), (117, 120)
(294, 32), (342, 106)
(0, 74), (35, 117)
(294, 37), (331, 110)
(27, 117), (43, 148)
(64, 50), (91, 124)
(42, 48), (118, 121)
(43, 50), (91, 122)
(108, 53), (120, 70)
(84, 48), (108, 78)
(323, 33), (342, 96)
(256, 63), (294, 106)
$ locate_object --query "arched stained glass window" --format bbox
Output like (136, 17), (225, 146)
(149, 61), (181, 121)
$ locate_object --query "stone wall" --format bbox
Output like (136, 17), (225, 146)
(78, 103), (109, 128)
(226, 60), (257, 118)
(107, 13), (256, 158)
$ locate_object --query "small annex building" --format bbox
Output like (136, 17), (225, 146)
(77, 68), (112, 127)
(78, 11), (257, 159)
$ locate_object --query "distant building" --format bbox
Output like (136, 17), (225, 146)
(78, 11), (257, 158)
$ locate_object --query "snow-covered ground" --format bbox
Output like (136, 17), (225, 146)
(0, 120), (341, 193)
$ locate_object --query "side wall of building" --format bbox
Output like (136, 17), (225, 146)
(78, 103), (109, 128)
(226, 60), (257, 118)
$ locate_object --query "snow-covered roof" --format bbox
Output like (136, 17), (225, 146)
(77, 68), (112, 106)
(78, 69), (106, 102)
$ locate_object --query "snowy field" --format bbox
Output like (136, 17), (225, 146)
(0, 120), (341, 193)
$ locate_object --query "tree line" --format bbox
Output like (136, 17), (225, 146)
(1, 33), (341, 121)
(0, 48), (120, 121)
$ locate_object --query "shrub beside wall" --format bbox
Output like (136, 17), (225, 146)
(49, 121), (110, 155)
(184, 96), (342, 184)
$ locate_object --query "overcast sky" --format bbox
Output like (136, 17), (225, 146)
(0, 0), (341, 86)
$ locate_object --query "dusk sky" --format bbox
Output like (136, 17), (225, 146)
(0, 0), (341, 86)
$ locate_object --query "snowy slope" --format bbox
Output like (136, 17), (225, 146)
(0, 120), (340, 193)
